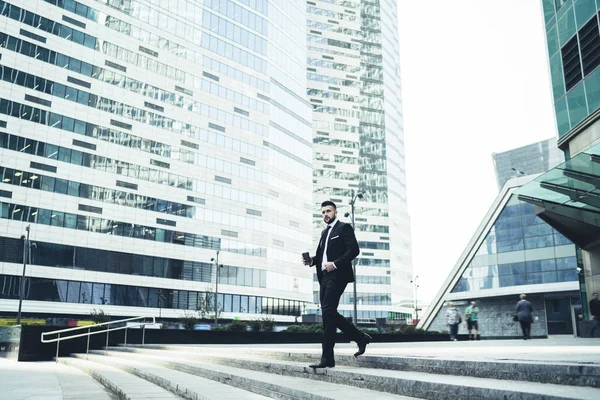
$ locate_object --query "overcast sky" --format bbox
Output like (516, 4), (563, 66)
(397, 0), (557, 303)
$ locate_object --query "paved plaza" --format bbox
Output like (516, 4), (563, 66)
(234, 335), (600, 364)
(0, 358), (115, 399)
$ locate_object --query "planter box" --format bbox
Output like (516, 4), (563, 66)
(0, 326), (21, 360)
(17, 325), (456, 361)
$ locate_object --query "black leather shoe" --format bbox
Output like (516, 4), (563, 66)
(354, 333), (372, 357)
(309, 358), (335, 368)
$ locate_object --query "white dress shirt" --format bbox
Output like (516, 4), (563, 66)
(322, 218), (339, 271)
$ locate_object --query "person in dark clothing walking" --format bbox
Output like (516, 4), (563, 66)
(589, 292), (600, 337)
(302, 201), (371, 368)
(516, 294), (533, 340)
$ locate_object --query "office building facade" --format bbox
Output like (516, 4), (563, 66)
(514, 1), (600, 315)
(492, 138), (564, 190)
(419, 176), (581, 337)
(306, 0), (413, 321)
(0, 0), (315, 321)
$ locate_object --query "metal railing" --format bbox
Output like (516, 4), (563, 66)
(40, 316), (156, 363)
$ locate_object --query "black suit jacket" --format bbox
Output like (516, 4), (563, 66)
(312, 220), (360, 284)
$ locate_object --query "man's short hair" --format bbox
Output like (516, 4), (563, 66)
(594, 292), (599, 296)
(520, 294), (527, 299)
(321, 200), (337, 209)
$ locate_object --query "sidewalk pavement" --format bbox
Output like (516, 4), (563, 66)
(188, 335), (600, 364)
(0, 358), (113, 400)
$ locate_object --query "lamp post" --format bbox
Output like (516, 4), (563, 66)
(16, 225), (31, 325)
(157, 290), (166, 319)
(345, 189), (363, 326)
(211, 251), (223, 327)
(410, 276), (420, 323)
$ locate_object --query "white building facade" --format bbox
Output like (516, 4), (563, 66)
(306, 0), (413, 321)
(0, 0), (314, 321)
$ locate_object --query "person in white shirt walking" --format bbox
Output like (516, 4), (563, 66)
(446, 302), (461, 341)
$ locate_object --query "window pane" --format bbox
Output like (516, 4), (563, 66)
(567, 81), (588, 127)
(555, 95), (571, 138)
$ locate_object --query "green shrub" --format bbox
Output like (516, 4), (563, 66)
(225, 320), (248, 332)
(178, 311), (201, 330)
(402, 325), (417, 334)
(284, 325), (305, 333)
(259, 317), (276, 332)
(360, 328), (380, 335)
(90, 308), (110, 324)
(211, 325), (227, 331)
(249, 320), (262, 332)
(284, 323), (323, 334)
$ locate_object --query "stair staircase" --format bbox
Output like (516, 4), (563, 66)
(56, 344), (600, 400)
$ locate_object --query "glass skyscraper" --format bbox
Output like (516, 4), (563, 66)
(512, 1), (600, 315)
(306, 0), (413, 320)
(451, 197), (577, 295)
(543, 0), (600, 146)
(492, 138), (564, 190)
(419, 176), (581, 337)
(420, 0), (598, 338)
(0, 0), (315, 320)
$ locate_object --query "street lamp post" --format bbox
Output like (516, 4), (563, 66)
(410, 276), (420, 323)
(16, 225), (31, 325)
(511, 167), (526, 178)
(345, 189), (363, 326)
(211, 251), (223, 327)
(157, 290), (166, 319)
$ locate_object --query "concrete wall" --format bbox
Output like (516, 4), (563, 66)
(567, 117), (600, 157)
(427, 295), (547, 338)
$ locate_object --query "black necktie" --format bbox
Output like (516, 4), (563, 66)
(321, 225), (331, 248)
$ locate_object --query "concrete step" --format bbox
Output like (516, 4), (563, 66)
(58, 357), (180, 400)
(239, 348), (600, 388)
(106, 346), (600, 400)
(121, 344), (600, 388)
(87, 349), (417, 400)
(0, 359), (115, 400)
(72, 353), (271, 400)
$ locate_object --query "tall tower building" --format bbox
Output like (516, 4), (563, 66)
(306, 0), (413, 321)
(492, 137), (565, 190)
(0, 0), (314, 320)
(515, 1), (600, 312)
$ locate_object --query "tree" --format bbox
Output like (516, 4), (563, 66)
(90, 308), (110, 324)
(177, 287), (223, 330)
(178, 310), (201, 330)
(199, 286), (222, 321)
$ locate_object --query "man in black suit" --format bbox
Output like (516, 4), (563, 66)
(302, 200), (371, 368)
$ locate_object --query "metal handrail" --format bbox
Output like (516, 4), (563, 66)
(41, 316), (156, 363)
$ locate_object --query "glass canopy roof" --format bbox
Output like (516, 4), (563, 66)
(516, 142), (600, 248)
